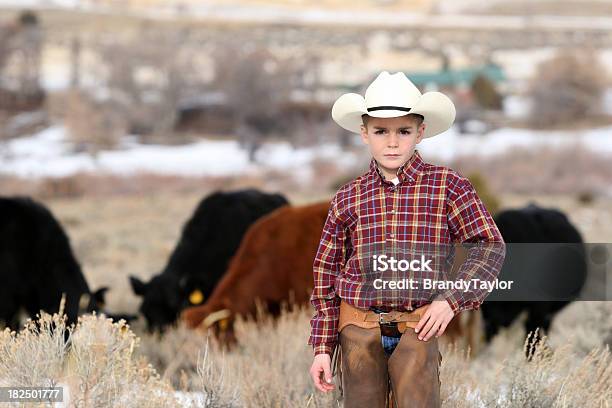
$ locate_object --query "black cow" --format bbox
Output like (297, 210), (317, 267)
(0, 196), (109, 329)
(129, 188), (288, 331)
(482, 203), (587, 355)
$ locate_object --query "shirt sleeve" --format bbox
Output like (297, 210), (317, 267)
(308, 194), (346, 356)
(437, 176), (506, 315)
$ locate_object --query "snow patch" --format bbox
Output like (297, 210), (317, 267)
(1, 124), (611, 179)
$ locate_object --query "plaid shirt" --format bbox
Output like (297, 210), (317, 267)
(308, 149), (505, 355)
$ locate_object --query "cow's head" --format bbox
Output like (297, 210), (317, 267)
(130, 274), (205, 331)
(74, 286), (108, 321)
(78, 287), (137, 323)
(78, 286), (108, 314)
(181, 304), (237, 349)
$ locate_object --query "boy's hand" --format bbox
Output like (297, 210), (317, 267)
(309, 353), (335, 393)
(414, 299), (454, 341)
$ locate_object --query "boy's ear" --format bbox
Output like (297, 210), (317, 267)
(360, 124), (369, 145)
(416, 122), (426, 143)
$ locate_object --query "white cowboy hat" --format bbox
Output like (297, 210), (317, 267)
(331, 71), (456, 138)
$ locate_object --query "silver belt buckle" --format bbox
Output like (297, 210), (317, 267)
(379, 311), (390, 324)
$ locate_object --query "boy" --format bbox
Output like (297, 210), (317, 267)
(308, 71), (505, 407)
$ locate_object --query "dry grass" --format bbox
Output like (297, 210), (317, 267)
(0, 312), (178, 407)
(0, 313), (67, 389)
(1, 302), (610, 407)
(136, 304), (340, 407)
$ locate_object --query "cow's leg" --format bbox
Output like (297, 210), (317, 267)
(267, 301), (281, 317)
(464, 310), (483, 356)
(0, 298), (21, 331)
(0, 258), (20, 330)
(482, 309), (501, 343)
(482, 303), (524, 343)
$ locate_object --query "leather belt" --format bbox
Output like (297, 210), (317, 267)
(338, 300), (429, 335)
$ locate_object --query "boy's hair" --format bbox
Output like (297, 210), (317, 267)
(361, 113), (424, 129)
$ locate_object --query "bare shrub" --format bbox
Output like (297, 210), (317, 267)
(0, 10), (44, 108)
(67, 314), (177, 407)
(64, 89), (126, 155)
(138, 304), (339, 407)
(475, 332), (611, 407)
(212, 40), (300, 161)
(1, 303), (610, 407)
(217, 303), (340, 408)
(439, 344), (479, 408)
(438, 326), (612, 408)
(451, 145), (612, 196)
(576, 191), (596, 206)
(81, 27), (209, 143)
(0, 313), (67, 389)
(0, 312), (179, 407)
(192, 339), (240, 407)
(549, 301), (612, 356)
(137, 324), (207, 388)
(217, 47), (291, 119)
(528, 49), (608, 128)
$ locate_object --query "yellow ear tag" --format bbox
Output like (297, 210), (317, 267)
(218, 318), (229, 331)
(189, 289), (204, 305)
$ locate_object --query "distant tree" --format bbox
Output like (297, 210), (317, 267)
(90, 27), (208, 141)
(18, 10), (38, 26)
(212, 40), (298, 161)
(471, 74), (502, 110)
(0, 10), (43, 110)
(527, 49), (607, 128)
(64, 89), (126, 156)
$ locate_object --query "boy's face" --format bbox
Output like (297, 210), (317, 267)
(360, 115), (426, 180)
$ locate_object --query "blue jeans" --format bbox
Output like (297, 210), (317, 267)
(381, 335), (401, 356)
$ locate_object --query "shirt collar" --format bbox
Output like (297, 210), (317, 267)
(369, 149), (425, 185)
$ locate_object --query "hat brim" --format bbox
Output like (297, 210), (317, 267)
(331, 91), (456, 138)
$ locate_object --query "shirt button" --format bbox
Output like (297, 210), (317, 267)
(388, 233), (394, 238)
(390, 209), (395, 214)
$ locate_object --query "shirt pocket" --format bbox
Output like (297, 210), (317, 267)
(422, 196), (446, 237)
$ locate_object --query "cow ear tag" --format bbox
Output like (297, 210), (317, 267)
(219, 318), (229, 331)
(189, 289), (204, 305)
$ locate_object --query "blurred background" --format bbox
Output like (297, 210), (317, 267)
(0, 1), (611, 405)
(2, 0), (612, 194)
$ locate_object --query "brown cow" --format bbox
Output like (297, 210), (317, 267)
(181, 201), (330, 345)
(181, 201), (483, 352)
